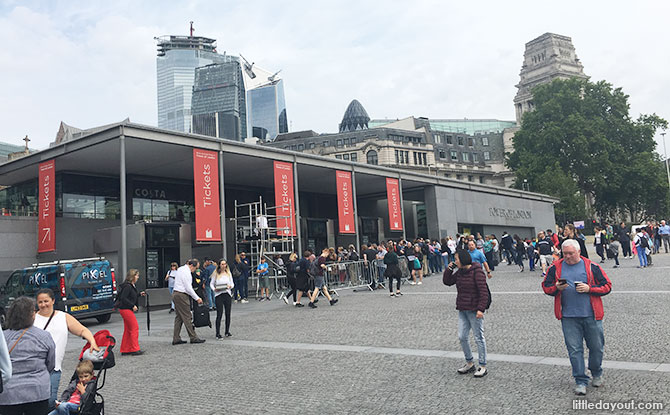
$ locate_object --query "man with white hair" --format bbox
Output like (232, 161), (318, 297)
(542, 239), (612, 396)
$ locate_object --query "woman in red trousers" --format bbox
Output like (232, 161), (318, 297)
(117, 269), (145, 356)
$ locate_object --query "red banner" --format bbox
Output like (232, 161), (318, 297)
(193, 149), (221, 242)
(336, 170), (355, 234)
(386, 178), (403, 231)
(273, 161), (296, 237)
(38, 160), (56, 253)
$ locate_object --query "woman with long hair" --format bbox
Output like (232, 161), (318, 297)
(210, 259), (234, 339)
(283, 253), (300, 305)
(34, 289), (99, 410)
(164, 262), (178, 313)
(117, 269), (145, 356)
(513, 234), (525, 272)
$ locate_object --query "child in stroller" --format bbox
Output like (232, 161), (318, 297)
(49, 360), (96, 415)
(51, 329), (116, 415)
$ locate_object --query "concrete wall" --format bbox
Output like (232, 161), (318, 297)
(0, 216), (38, 271)
(425, 185), (555, 239)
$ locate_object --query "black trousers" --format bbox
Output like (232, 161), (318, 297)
(385, 265), (402, 292)
(285, 276), (298, 302)
(621, 241), (631, 257)
(215, 292), (232, 336)
(0, 400), (49, 415)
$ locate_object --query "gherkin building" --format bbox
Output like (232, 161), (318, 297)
(339, 100), (370, 132)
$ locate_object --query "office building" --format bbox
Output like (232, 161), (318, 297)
(191, 61), (247, 141)
(156, 35), (227, 133)
(243, 59), (288, 141)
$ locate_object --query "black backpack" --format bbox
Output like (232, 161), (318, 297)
(640, 235), (649, 248)
(308, 259), (321, 277)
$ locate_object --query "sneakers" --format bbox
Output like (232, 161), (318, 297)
(613, 265), (619, 268)
(330, 299), (338, 306)
(234, 299), (238, 304)
(295, 303), (304, 308)
(172, 340), (187, 345)
(457, 362), (475, 374)
(417, 281), (423, 285)
(190, 338), (206, 344)
(308, 302), (317, 308)
(266, 297), (271, 301)
(574, 384), (587, 395)
(390, 293), (395, 297)
(216, 334), (223, 340)
(409, 281), (417, 285)
(225, 332), (232, 337)
(395, 291), (403, 296)
(592, 376), (603, 387)
(283, 296), (289, 305)
(241, 299), (249, 304)
(473, 366), (487, 378)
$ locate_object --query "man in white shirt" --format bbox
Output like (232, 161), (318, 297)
(172, 259), (205, 345)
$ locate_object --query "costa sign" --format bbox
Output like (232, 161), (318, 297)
(336, 171), (355, 234)
(38, 160), (56, 253)
(192, 149), (221, 242)
(386, 178), (403, 231)
(273, 161), (296, 237)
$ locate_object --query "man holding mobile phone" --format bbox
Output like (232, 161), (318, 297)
(542, 239), (611, 396)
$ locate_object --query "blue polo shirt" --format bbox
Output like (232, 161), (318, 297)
(560, 260), (593, 318)
(468, 248), (488, 266)
(659, 225), (670, 235)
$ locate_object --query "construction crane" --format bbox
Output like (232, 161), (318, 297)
(239, 54), (256, 79)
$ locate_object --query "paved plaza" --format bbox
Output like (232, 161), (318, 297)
(60, 252), (670, 414)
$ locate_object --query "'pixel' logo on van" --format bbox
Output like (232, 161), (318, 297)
(29, 273), (47, 285)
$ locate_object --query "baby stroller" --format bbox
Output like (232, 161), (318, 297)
(68, 329), (116, 415)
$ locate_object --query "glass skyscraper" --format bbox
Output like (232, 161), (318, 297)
(156, 35), (227, 133)
(191, 61), (247, 141)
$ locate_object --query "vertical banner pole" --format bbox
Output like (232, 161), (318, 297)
(398, 175), (406, 241)
(219, 149), (226, 258)
(292, 158), (302, 255)
(120, 133), (127, 277)
(351, 168), (360, 251)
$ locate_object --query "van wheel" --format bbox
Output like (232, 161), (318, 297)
(0, 311), (5, 329)
(96, 313), (111, 323)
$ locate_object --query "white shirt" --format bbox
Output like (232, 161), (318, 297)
(447, 240), (457, 253)
(173, 264), (200, 301)
(34, 310), (68, 371)
(210, 271), (234, 296)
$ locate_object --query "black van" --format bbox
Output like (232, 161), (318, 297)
(0, 257), (117, 326)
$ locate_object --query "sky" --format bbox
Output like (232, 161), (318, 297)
(1, 0), (669, 153)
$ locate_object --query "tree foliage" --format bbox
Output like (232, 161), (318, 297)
(506, 78), (669, 223)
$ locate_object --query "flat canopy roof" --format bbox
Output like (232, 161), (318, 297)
(0, 121), (558, 202)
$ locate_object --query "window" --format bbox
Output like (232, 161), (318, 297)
(413, 152), (418, 165)
(422, 153), (427, 165)
(350, 137), (357, 144)
(439, 150), (446, 159)
(434, 134), (441, 142)
(297, 143), (304, 151)
(462, 152), (469, 162)
(343, 138), (350, 146)
(350, 153), (358, 162)
(404, 151), (409, 164)
(343, 154), (350, 160)
(284, 146), (291, 150)
(309, 142), (315, 149)
(468, 137), (474, 147)
(322, 140), (329, 147)
(472, 153), (479, 162)
(335, 155), (342, 159)
(444, 173), (451, 178)
(458, 136), (464, 146)
(446, 135), (453, 144)
(336, 139), (343, 147)
(395, 150), (402, 164)
(456, 174), (463, 180)
(468, 175), (474, 182)
(450, 151), (458, 161)
(367, 150), (378, 165)
(482, 137), (489, 146)
(484, 151), (490, 160)
(390, 134), (402, 142)
(479, 176), (485, 184)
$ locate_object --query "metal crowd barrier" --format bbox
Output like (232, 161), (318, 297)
(322, 259), (379, 293)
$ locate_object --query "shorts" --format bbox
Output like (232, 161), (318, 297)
(539, 254), (554, 267)
(258, 274), (270, 288)
(314, 276), (326, 289)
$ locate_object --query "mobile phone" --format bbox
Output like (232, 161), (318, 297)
(557, 278), (567, 285)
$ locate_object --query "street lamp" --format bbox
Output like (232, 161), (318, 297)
(662, 132), (670, 191)
(522, 179), (529, 192)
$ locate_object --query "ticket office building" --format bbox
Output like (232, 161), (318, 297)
(0, 122), (557, 301)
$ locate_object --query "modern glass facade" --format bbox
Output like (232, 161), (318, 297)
(191, 61), (247, 141)
(247, 79), (287, 141)
(370, 119), (516, 135)
(156, 36), (227, 133)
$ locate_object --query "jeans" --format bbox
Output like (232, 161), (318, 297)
(49, 370), (61, 409)
(442, 254), (450, 269)
(561, 317), (604, 386)
(240, 274), (249, 299)
(168, 285), (174, 309)
(528, 255), (535, 271)
(613, 253), (619, 266)
(503, 248), (515, 264)
(637, 249), (648, 267)
(49, 402), (78, 415)
(457, 310), (487, 366)
(205, 284), (216, 308)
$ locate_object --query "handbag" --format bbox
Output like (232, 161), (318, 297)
(232, 265), (241, 278)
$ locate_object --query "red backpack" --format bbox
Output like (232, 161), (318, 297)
(79, 329), (116, 370)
